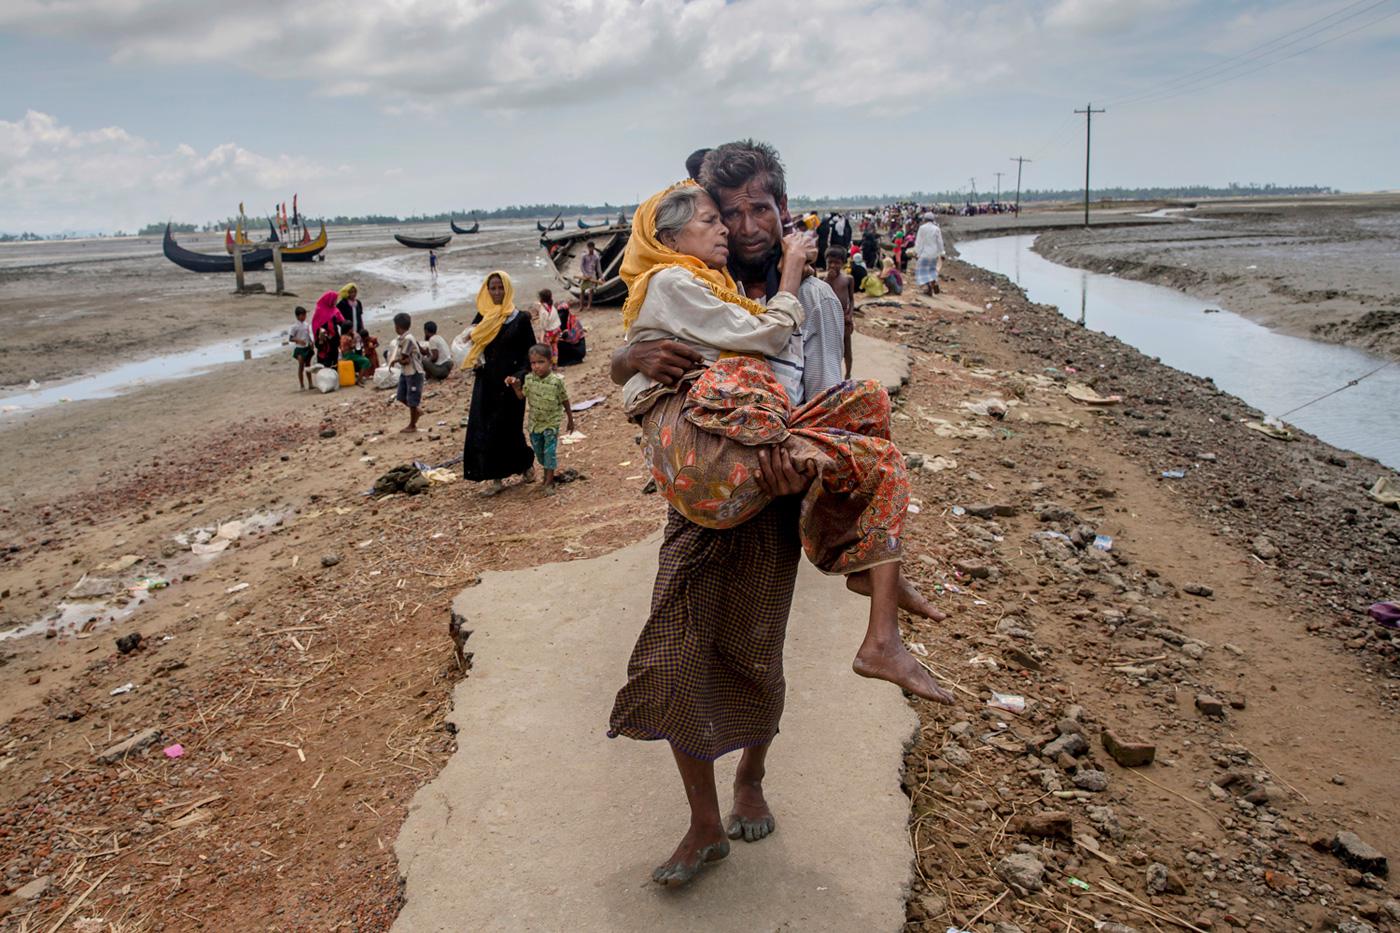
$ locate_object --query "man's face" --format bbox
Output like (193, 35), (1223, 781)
(712, 177), (786, 266)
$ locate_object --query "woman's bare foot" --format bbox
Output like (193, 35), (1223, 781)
(651, 822), (729, 887)
(480, 480), (504, 497)
(847, 571), (948, 622)
(852, 637), (957, 704)
(727, 776), (776, 842)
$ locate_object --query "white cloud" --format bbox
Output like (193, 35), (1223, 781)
(1045, 0), (1180, 34)
(0, 0), (1029, 114)
(0, 110), (334, 232)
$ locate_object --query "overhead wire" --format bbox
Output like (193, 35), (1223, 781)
(1106, 0), (1395, 107)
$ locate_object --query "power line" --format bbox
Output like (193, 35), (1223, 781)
(1278, 360), (1395, 418)
(1110, 0), (1397, 108)
(1074, 104), (1105, 227)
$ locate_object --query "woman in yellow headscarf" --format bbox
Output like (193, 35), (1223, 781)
(609, 179), (952, 889)
(461, 271), (536, 493)
(335, 283), (364, 344)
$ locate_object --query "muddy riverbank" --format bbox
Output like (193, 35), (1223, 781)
(1028, 194), (1400, 361)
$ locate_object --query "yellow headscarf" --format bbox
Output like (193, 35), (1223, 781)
(465, 270), (515, 368)
(619, 179), (766, 334)
(337, 282), (358, 301)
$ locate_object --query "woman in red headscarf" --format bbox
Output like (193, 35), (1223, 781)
(311, 290), (345, 367)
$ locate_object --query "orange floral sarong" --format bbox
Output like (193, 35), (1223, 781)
(638, 356), (907, 575)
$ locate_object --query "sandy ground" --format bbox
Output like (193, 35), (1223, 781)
(0, 227), (1398, 930)
(1027, 194), (1400, 361)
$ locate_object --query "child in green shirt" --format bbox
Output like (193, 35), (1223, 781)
(505, 344), (576, 494)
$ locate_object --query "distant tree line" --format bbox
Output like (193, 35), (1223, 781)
(791, 182), (1336, 208)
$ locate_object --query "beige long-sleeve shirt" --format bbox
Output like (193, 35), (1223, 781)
(623, 266), (805, 411)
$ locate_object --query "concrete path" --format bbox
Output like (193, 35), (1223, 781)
(394, 341), (919, 932)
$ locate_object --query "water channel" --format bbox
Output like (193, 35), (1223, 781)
(956, 234), (1400, 470)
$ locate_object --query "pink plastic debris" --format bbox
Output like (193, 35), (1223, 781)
(163, 743), (185, 759)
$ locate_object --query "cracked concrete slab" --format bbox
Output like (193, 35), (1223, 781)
(393, 535), (918, 931)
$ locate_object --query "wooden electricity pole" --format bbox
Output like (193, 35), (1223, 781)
(993, 171), (1004, 203)
(1010, 156), (1031, 211)
(1074, 103), (1105, 227)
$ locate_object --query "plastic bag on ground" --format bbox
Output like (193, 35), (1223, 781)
(313, 366), (340, 394)
(372, 364), (402, 390)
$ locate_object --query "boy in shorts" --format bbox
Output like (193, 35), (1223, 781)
(505, 344), (575, 494)
(393, 312), (425, 432)
(288, 306), (313, 389)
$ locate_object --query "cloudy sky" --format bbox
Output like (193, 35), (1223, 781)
(2, 0), (1397, 233)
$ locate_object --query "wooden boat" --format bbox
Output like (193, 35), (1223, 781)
(167, 224), (272, 273)
(280, 222), (328, 262)
(536, 212), (565, 233)
(395, 232), (452, 249)
(539, 224), (630, 305)
(577, 217), (609, 229)
(450, 217), (479, 234)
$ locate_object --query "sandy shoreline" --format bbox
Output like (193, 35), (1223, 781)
(1024, 193), (1400, 361)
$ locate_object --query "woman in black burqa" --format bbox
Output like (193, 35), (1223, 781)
(461, 270), (536, 495)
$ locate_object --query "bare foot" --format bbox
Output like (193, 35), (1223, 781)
(521, 468), (537, 484)
(847, 572), (948, 622)
(400, 426), (419, 434)
(727, 778), (775, 842)
(853, 638), (957, 704)
(651, 823), (729, 887)
(480, 480), (504, 497)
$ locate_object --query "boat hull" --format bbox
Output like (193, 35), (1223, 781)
(539, 224), (631, 305)
(280, 223), (328, 262)
(395, 233), (452, 249)
(165, 224), (272, 273)
(450, 218), (479, 234)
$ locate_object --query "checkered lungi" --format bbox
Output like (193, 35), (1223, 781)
(914, 252), (940, 286)
(608, 500), (801, 761)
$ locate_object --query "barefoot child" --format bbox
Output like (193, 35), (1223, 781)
(620, 180), (953, 704)
(287, 306), (313, 389)
(823, 247), (855, 379)
(505, 345), (575, 494)
(393, 312), (424, 432)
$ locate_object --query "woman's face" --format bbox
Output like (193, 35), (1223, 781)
(662, 192), (729, 270)
(347, 286), (357, 301)
(487, 275), (505, 303)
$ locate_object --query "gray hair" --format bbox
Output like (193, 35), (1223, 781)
(654, 186), (702, 244)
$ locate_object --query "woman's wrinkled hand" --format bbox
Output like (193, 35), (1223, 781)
(755, 446), (816, 497)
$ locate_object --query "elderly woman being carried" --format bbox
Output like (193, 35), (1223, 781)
(619, 180), (953, 704)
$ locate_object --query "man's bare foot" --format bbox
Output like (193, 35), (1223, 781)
(400, 426), (418, 434)
(727, 778), (776, 842)
(651, 823), (729, 887)
(847, 572), (948, 622)
(853, 638), (957, 704)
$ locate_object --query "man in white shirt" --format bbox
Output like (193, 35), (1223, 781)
(912, 212), (945, 296)
(421, 321), (454, 380)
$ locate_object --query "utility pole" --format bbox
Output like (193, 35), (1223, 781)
(1010, 156), (1031, 211)
(969, 177), (978, 203)
(993, 171), (1004, 203)
(1074, 103), (1105, 227)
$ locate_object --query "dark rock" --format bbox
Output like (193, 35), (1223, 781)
(320, 554), (342, 568)
(1195, 694), (1226, 717)
(1074, 769), (1109, 792)
(319, 428), (337, 438)
(115, 632), (143, 654)
(1146, 862), (1186, 895)
(1183, 583), (1213, 597)
(1101, 729), (1155, 767)
(1042, 732), (1088, 759)
(1332, 831), (1388, 877)
(995, 852), (1045, 894)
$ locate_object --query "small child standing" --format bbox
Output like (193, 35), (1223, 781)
(535, 288), (561, 365)
(506, 344), (574, 494)
(288, 306), (313, 389)
(393, 312), (425, 433)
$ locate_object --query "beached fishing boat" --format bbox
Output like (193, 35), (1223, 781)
(536, 212), (565, 233)
(280, 222), (328, 262)
(450, 217), (479, 234)
(166, 224), (272, 273)
(539, 224), (630, 305)
(577, 217), (610, 229)
(394, 232), (452, 249)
